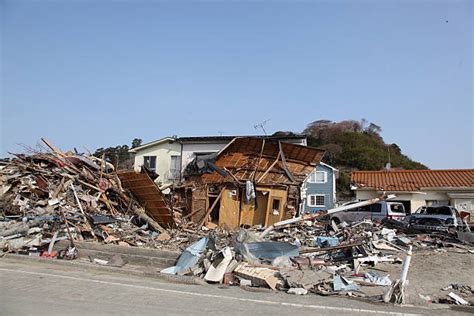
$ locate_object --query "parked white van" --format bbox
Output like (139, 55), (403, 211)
(330, 201), (406, 224)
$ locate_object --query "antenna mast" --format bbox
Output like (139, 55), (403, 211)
(254, 119), (270, 136)
(386, 146), (392, 170)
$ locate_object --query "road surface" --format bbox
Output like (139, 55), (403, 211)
(0, 257), (462, 316)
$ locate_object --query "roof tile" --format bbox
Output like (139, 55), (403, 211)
(351, 169), (474, 191)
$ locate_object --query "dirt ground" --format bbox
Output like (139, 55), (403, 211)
(359, 248), (474, 306)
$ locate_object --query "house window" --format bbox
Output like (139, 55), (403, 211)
(272, 198), (281, 211)
(271, 198), (281, 215)
(309, 171), (327, 183)
(308, 194), (325, 207)
(170, 155), (181, 179)
(143, 156), (157, 172)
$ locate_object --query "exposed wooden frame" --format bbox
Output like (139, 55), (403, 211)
(199, 188), (224, 226)
(249, 139), (265, 181)
(278, 141), (295, 182)
(257, 152), (281, 183)
(223, 167), (244, 184)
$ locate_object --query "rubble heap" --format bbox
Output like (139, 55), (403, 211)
(1, 141), (473, 308)
(0, 149), (173, 256)
(160, 217), (474, 306)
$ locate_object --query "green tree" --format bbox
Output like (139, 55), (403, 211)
(131, 138), (142, 148)
(93, 139), (141, 170)
(280, 119), (428, 197)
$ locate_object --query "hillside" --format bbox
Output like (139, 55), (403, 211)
(275, 119), (427, 197)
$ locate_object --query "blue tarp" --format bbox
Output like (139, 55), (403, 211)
(315, 236), (339, 248)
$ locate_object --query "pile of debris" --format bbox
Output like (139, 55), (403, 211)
(160, 213), (474, 306)
(0, 140), (176, 258)
(1, 140), (472, 308)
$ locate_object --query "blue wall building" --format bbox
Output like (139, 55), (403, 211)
(301, 162), (338, 213)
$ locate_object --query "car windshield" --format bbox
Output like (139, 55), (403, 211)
(388, 203), (405, 213)
(423, 206), (452, 215)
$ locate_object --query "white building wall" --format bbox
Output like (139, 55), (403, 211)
(132, 142), (181, 185)
(180, 142), (228, 171)
(354, 189), (472, 214)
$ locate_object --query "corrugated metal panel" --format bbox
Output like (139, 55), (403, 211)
(117, 171), (173, 227)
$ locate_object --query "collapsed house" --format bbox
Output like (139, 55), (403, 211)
(180, 137), (325, 229)
(128, 135), (308, 187)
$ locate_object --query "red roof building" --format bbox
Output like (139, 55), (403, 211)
(351, 169), (474, 216)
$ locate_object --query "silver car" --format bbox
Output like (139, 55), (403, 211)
(331, 201), (406, 224)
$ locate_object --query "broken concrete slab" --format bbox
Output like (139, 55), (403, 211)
(234, 262), (283, 290)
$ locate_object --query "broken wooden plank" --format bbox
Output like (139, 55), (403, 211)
(41, 137), (67, 158)
(257, 152), (281, 183)
(278, 141), (295, 183)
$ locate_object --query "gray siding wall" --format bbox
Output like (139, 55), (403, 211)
(302, 164), (335, 213)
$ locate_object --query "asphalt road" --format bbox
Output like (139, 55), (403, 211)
(0, 258), (464, 316)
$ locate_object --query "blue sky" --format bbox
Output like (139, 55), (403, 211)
(1, 0), (472, 169)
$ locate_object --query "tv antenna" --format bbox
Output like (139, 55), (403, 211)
(254, 119), (270, 135)
(385, 146), (392, 170)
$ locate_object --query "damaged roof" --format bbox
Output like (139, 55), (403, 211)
(201, 137), (325, 185)
(177, 135), (306, 143)
(129, 134), (307, 152)
(351, 169), (474, 191)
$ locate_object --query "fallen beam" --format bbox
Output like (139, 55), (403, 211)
(261, 194), (396, 237)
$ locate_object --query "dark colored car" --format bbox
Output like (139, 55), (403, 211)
(405, 205), (464, 231)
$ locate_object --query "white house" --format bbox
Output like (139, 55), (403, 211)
(351, 169), (474, 219)
(129, 137), (181, 185)
(129, 135), (307, 186)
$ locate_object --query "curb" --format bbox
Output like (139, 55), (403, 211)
(54, 240), (181, 259)
(0, 253), (207, 286)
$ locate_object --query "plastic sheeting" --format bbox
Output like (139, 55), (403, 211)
(238, 241), (299, 262)
(161, 236), (209, 274)
(333, 275), (360, 292)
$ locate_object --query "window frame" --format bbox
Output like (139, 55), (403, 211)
(169, 155), (181, 179)
(309, 171), (327, 183)
(271, 198), (282, 212)
(307, 194), (326, 207)
(143, 156), (157, 172)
